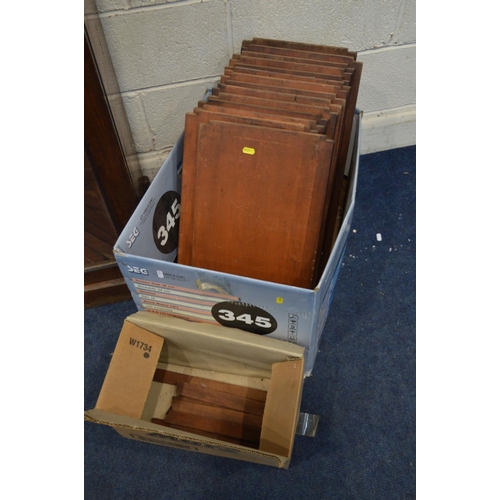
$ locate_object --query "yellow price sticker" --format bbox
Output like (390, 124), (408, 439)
(242, 147), (255, 155)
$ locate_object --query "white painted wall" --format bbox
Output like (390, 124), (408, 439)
(86, 0), (416, 179)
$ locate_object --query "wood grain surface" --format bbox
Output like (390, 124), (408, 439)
(175, 380), (266, 416)
(153, 369), (268, 402)
(189, 120), (333, 288)
(177, 38), (361, 288)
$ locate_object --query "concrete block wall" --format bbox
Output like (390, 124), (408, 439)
(86, 0), (416, 179)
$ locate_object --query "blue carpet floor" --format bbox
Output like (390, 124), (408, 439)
(85, 145), (416, 500)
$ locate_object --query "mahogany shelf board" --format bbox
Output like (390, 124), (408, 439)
(238, 48), (354, 67)
(187, 120), (334, 288)
(247, 38), (357, 59)
(198, 102), (321, 131)
(220, 76), (349, 102)
(224, 65), (350, 86)
(207, 91), (340, 142)
(231, 54), (352, 78)
(316, 60), (363, 276)
(208, 92), (333, 122)
(171, 396), (264, 428)
(177, 109), (316, 269)
(195, 107), (311, 132)
(214, 83), (338, 107)
(202, 100), (327, 129)
(221, 72), (350, 96)
(240, 42), (357, 65)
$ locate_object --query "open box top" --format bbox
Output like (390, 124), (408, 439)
(85, 311), (306, 468)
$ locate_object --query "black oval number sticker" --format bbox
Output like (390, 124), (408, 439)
(152, 191), (180, 254)
(212, 302), (277, 335)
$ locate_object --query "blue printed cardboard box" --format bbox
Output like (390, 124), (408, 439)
(114, 109), (361, 375)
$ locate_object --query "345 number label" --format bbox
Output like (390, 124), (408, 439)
(212, 302), (277, 335)
(152, 191), (180, 254)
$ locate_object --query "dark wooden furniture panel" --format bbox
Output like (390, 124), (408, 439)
(84, 152), (118, 268)
(188, 120), (334, 288)
(84, 27), (139, 308)
(178, 38), (362, 288)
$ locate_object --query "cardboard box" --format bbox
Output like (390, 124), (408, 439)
(85, 311), (307, 468)
(113, 105), (361, 375)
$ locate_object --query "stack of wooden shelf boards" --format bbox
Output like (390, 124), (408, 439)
(178, 38), (362, 289)
(151, 368), (267, 448)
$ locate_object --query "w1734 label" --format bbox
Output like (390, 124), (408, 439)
(212, 302), (277, 335)
(130, 337), (153, 358)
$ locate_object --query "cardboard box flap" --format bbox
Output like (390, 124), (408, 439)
(127, 311), (305, 377)
(96, 322), (164, 419)
(84, 408), (289, 468)
(260, 358), (305, 457)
